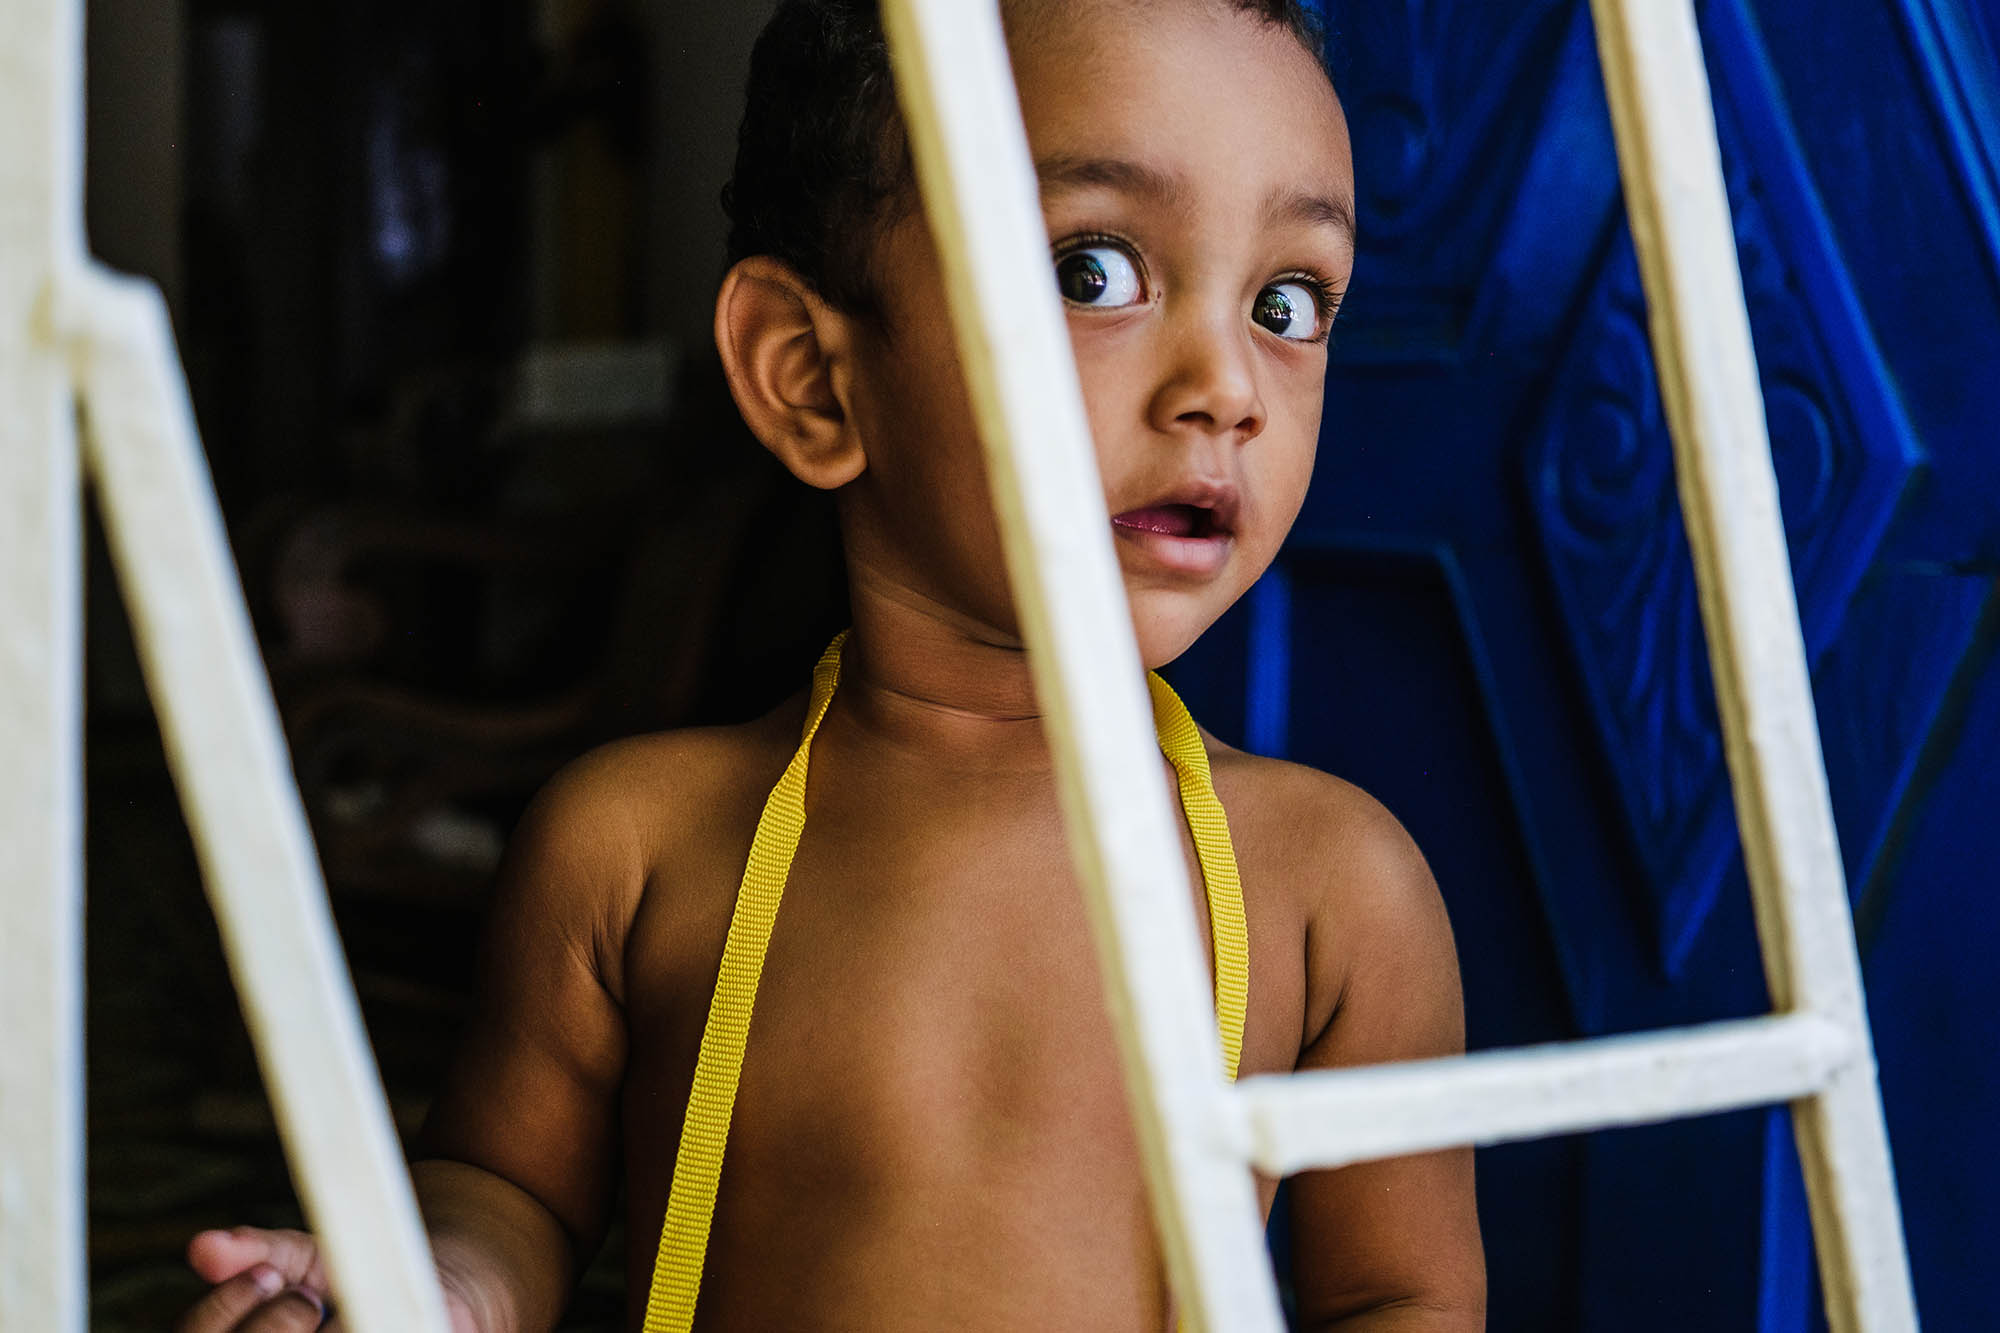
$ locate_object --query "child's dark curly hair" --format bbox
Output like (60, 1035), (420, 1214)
(722, 0), (1329, 321)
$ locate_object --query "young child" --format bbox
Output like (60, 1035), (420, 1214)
(181, 0), (1485, 1328)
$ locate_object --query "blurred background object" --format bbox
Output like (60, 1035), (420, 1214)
(78, 0), (1997, 1329)
(82, 1), (833, 1327)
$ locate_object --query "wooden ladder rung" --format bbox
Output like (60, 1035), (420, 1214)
(1235, 1012), (1853, 1176)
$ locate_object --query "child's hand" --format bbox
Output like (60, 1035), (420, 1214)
(179, 1227), (336, 1331)
(180, 1226), (488, 1332)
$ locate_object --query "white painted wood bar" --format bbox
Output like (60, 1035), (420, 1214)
(1589, 2), (1918, 1328)
(0, 0), (87, 1328)
(878, 3), (1285, 1331)
(0, 358), (85, 1333)
(2, 0), (448, 1322)
(1239, 1014), (1851, 1176)
(62, 264), (452, 1333)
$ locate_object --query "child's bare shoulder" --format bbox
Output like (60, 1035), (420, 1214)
(1205, 735), (1461, 1058)
(524, 703), (803, 852)
(419, 707), (812, 1230)
(487, 701), (808, 978)
(1208, 736), (1436, 911)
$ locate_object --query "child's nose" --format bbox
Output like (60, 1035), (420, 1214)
(1145, 316), (1266, 443)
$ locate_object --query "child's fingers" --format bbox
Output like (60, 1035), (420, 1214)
(173, 1263), (285, 1332)
(229, 1287), (328, 1333)
(186, 1227), (276, 1283)
(187, 1227), (328, 1290)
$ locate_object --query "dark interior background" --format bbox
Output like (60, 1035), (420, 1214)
(80, 0), (1997, 1329)
(83, 2), (823, 1327)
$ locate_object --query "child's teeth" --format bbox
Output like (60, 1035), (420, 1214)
(1119, 505), (1204, 536)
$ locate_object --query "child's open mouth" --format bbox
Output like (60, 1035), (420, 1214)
(1113, 504), (1218, 538)
(1110, 500), (1237, 577)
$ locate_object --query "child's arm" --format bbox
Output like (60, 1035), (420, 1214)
(413, 754), (640, 1325)
(1284, 789), (1486, 1331)
(179, 756), (641, 1333)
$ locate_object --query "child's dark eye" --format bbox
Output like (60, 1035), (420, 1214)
(1054, 244), (1145, 309)
(1253, 282), (1323, 341)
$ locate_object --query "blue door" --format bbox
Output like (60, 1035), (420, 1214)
(1170, 2), (2000, 1326)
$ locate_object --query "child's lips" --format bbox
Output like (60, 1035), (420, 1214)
(1110, 503), (1236, 576)
(1114, 504), (1213, 537)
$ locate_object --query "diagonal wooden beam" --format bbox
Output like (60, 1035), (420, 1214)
(62, 262), (452, 1333)
(878, 3), (1283, 1329)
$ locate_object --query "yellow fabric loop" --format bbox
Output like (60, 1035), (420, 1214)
(1147, 673), (1250, 1084)
(643, 639), (1247, 1332)
(642, 634), (845, 1333)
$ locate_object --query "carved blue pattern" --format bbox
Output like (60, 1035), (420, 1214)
(1526, 7), (1919, 973)
(1461, 3), (1623, 363)
(1891, 0), (2000, 288)
(1170, 0), (2000, 1324)
(1530, 268), (1732, 974)
(1323, 0), (1576, 360)
(1816, 570), (1991, 897)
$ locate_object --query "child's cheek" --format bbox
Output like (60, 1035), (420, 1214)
(1268, 377), (1325, 488)
(1064, 317), (1158, 469)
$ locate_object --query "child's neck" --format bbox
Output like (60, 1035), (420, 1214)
(840, 576), (1058, 771)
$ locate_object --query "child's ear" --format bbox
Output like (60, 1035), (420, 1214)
(714, 257), (868, 491)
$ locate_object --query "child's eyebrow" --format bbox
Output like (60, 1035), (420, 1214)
(1267, 188), (1357, 243)
(1035, 154), (1192, 211)
(1036, 153), (1355, 243)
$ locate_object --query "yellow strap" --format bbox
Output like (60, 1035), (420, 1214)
(1147, 673), (1250, 1083)
(1146, 677), (1251, 1333)
(642, 640), (1247, 1331)
(641, 634), (845, 1333)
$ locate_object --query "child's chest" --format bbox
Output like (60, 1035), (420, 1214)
(629, 785), (1178, 1168)
(616, 776), (1304, 1327)
(746, 802), (1146, 1151)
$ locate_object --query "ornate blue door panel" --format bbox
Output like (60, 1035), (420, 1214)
(1169, 2), (2000, 1327)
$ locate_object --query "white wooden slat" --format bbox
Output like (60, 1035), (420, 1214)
(0, 0), (86, 1328)
(60, 264), (452, 1333)
(0, 365), (85, 1333)
(876, 3), (1283, 1330)
(1588, 2), (1918, 1328)
(0, 389), (85, 1333)
(1237, 1014), (1851, 1176)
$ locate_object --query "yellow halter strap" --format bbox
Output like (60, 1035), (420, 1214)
(642, 634), (1249, 1332)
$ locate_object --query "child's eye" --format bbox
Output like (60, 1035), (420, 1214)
(1253, 282), (1323, 341)
(1054, 244), (1145, 309)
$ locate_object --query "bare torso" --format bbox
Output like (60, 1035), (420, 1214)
(597, 686), (1313, 1331)
(418, 671), (1476, 1333)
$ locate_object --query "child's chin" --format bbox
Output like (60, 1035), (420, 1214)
(1129, 595), (1230, 673)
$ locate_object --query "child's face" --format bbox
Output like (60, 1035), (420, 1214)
(840, 0), (1354, 668)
